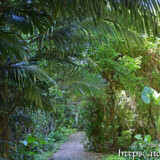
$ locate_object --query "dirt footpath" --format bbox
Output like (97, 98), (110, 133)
(49, 132), (103, 160)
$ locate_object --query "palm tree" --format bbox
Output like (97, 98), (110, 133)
(0, 1), (106, 157)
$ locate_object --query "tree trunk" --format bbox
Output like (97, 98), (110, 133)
(0, 118), (10, 159)
(109, 88), (118, 149)
(102, 71), (118, 149)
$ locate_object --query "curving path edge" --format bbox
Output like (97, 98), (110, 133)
(49, 132), (103, 160)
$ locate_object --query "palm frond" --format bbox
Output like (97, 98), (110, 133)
(54, 65), (106, 96)
(107, 0), (160, 36)
(1, 62), (55, 86)
(0, 29), (27, 64)
(1, 1), (51, 34)
(37, 0), (160, 36)
(66, 70), (106, 96)
(39, 0), (106, 18)
(32, 19), (143, 62)
(82, 19), (144, 46)
(0, 61), (55, 109)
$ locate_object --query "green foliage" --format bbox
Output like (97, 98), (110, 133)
(83, 38), (145, 151)
(1, 0), (160, 159)
(102, 135), (159, 160)
(82, 98), (109, 152)
(118, 130), (132, 149)
(9, 110), (77, 160)
(124, 134), (159, 160)
(102, 154), (124, 160)
(88, 39), (143, 92)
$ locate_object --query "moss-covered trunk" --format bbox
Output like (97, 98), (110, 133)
(106, 86), (118, 149)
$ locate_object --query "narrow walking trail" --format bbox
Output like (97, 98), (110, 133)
(49, 132), (103, 160)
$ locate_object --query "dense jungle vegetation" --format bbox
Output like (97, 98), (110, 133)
(0, 0), (160, 159)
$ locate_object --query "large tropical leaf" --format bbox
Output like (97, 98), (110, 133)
(141, 86), (160, 105)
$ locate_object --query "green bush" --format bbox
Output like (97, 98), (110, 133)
(118, 130), (132, 149)
(9, 127), (76, 160)
(124, 134), (159, 160)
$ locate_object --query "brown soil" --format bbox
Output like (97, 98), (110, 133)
(49, 132), (103, 160)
